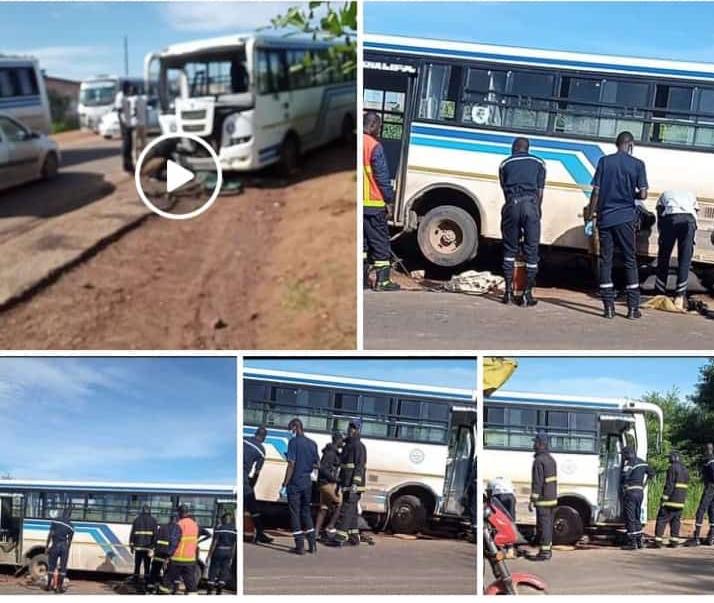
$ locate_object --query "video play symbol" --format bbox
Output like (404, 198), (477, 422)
(166, 160), (195, 193)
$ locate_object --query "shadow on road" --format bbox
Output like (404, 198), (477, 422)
(60, 146), (120, 168)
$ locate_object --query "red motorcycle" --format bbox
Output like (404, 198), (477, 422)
(484, 494), (548, 595)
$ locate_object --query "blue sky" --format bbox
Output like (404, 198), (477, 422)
(244, 357), (478, 390)
(502, 357), (711, 401)
(0, 1), (303, 80)
(0, 357), (236, 483)
(365, 2), (714, 63)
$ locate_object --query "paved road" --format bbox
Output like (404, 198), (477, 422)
(485, 544), (714, 595)
(244, 532), (475, 595)
(364, 287), (714, 350)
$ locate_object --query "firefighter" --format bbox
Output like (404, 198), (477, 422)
(363, 111), (400, 291)
(315, 430), (344, 541)
(160, 505), (200, 594)
(244, 426), (273, 544)
(45, 506), (74, 593)
(147, 513), (180, 593)
(528, 433), (557, 561)
(281, 418), (320, 555)
(620, 446), (655, 550)
(326, 419), (367, 547)
(498, 137), (546, 306)
(206, 512), (236, 595)
(653, 451), (689, 548)
(129, 504), (158, 583)
(692, 442), (714, 545)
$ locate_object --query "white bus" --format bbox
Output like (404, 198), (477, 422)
(243, 367), (476, 534)
(0, 57), (51, 134)
(481, 391), (663, 545)
(364, 34), (714, 284)
(0, 480), (236, 584)
(145, 33), (356, 174)
(78, 76), (150, 132)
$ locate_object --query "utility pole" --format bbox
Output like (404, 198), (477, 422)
(123, 35), (129, 76)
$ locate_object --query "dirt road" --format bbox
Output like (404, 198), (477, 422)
(0, 137), (355, 349)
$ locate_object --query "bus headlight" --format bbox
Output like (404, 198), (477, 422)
(223, 112), (252, 148)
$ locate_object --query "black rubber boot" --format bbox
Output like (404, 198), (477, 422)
(501, 279), (514, 304)
(602, 300), (615, 319)
(621, 538), (638, 550)
(307, 535), (317, 554)
(363, 262), (371, 290)
(254, 531), (274, 544)
(375, 267), (400, 291)
(637, 535), (644, 549)
(521, 288), (538, 307)
(626, 307), (642, 320)
(530, 549), (552, 561)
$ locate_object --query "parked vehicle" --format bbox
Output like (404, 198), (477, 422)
(0, 114), (59, 191)
(0, 57), (52, 135)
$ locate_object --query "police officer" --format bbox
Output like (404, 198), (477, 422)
(620, 446), (655, 550)
(587, 131), (649, 319)
(45, 506), (74, 593)
(328, 419), (367, 547)
(147, 513), (180, 593)
(244, 426), (273, 544)
(281, 418), (320, 555)
(529, 433), (557, 561)
(206, 512), (236, 595)
(655, 190), (699, 310)
(314, 431), (344, 541)
(653, 451), (689, 548)
(363, 111), (399, 291)
(129, 504), (158, 583)
(691, 442), (714, 545)
(498, 137), (546, 306)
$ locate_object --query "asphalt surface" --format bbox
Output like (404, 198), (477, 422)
(243, 532), (476, 595)
(364, 287), (714, 350)
(485, 543), (714, 595)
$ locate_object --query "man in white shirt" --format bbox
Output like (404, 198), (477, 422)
(655, 190), (699, 309)
(116, 82), (135, 173)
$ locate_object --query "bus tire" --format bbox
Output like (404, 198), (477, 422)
(417, 205), (478, 267)
(390, 494), (427, 535)
(29, 553), (49, 583)
(41, 152), (59, 180)
(553, 505), (584, 545)
(277, 135), (300, 177)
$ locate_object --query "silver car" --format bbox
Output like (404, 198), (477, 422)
(0, 114), (60, 192)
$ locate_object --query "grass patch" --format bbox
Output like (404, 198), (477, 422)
(282, 279), (315, 312)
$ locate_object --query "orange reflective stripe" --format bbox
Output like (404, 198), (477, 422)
(172, 517), (199, 562)
(363, 134), (385, 208)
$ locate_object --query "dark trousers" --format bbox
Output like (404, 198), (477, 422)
(244, 485), (266, 535)
(335, 491), (361, 542)
(535, 506), (555, 550)
(287, 483), (315, 550)
(208, 549), (233, 588)
(501, 197), (540, 284)
(121, 125), (134, 172)
(623, 489), (644, 543)
(148, 557), (167, 588)
(496, 493), (517, 521)
(133, 549), (151, 576)
(695, 484), (714, 538)
(655, 214), (696, 296)
(599, 220), (639, 308)
(364, 209), (391, 268)
(48, 541), (69, 578)
(655, 506), (682, 541)
(163, 561), (197, 593)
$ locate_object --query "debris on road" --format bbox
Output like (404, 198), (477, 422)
(444, 270), (504, 295)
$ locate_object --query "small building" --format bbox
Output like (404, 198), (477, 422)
(44, 75), (81, 129)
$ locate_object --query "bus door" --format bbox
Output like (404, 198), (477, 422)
(596, 414), (635, 524)
(0, 492), (23, 564)
(363, 61), (417, 215)
(438, 407), (477, 518)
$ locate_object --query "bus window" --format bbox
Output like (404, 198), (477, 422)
(287, 49), (309, 89)
(505, 70), (555, 131)
(418, 63), (461, 121)
(652, 84), (695, 146)
(86, 493), (129, 522)
(177, 495), (215, 527)
(0, 70), (13, 97)
(695, 88), (714, 147)
(460, 67), (507, 127)
(598, 79), (648, 139)
(556, 76), (603, 136)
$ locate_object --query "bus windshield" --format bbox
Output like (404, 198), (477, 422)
(80, 82), (117, 106)
(164, 49), (250, 99)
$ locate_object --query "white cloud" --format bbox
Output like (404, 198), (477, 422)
(160, 1), (308, 33)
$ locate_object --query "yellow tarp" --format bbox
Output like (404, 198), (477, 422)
(483, 357), (518, 396)
(644, 295), (687, 314)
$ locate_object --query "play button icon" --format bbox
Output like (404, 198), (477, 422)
(134, 133), (223, 220)
(166, 160), (195, 193)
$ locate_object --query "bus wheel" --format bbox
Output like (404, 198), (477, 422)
(277, 135), (300, 177)
(41, 152), (59, 180)
(390, 494), (427, 535)
(29, 553), (49, 583)
(553, 505), (584, 545)
(417, 205), (478, 267)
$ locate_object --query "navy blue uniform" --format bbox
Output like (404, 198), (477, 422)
(148, 520), (180, 591)
(333, 435), (367, 544)
(592, 152), (648, 309)
(243, 436), (266, 534)
(286, 433), (319, 551)
(694, 454), (714, 542)
(364, 139), (395, 272)
(208, 521), (236, 592)
(47, 516), (74, 591)
(621, 456), (655, 547)
(499, 152), (546, 284)
(130, 511), (158, 578)
(654, 460), (689, 545)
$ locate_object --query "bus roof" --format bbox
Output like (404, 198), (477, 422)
(0, 479), (235, 496)
(0, 56), (39, 66)
(244, 367), (475, 403)
(157, 32), (336, 58)
(364, 33), (714, 83)
(490, 390), (645, 411)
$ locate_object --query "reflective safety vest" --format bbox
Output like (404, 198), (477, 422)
(172, 517), (199, 563)
(363, 133), (385, 209)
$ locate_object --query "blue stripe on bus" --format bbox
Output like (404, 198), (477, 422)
(364, 41), (714, 82)
(488, 395), (622, 409)
(243, 427), (290, 457)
